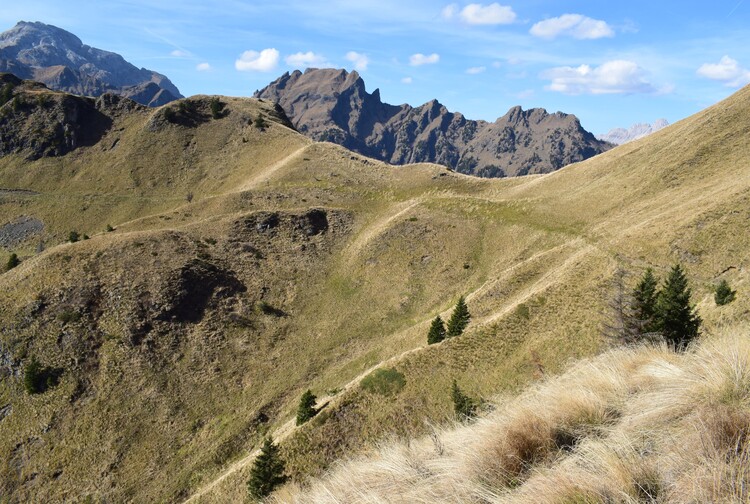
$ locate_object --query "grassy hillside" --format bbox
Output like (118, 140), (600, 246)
(0, 78), (749, 503)
(276, 327), (750, 503)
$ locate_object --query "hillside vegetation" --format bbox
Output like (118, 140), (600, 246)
(0, 75), (749, 503)
(277, 328), (750, 503)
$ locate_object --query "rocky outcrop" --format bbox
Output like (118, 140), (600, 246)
(0, 72), (144, 160)
(0, 21), (182, 106)
(255, 68), (612, 176)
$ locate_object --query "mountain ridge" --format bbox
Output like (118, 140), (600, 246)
(597, 118), (670, 145)
(0, 21), (182, 106)
(255, 68), (612, 177)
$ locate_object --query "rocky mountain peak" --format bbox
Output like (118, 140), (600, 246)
(0, 21), (182, 106)
(255, 68), (611, 176)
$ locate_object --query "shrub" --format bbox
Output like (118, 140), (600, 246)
(106, 224), (114, 232)
(5, 253), (20, 271)
(247, 437), (287, 500)
(296, 389), (318, 425)
(23, 357), (61, 394)
(446, 296), (471, 337)
(715, 279), (736, 306)
(209, 98), (225, 119)
(451, 379), (477, 421)
(427, 315), (446, 344)
(0, 83), (13, 107)
(68, 231), (80, 243)
(254, 115), (268, 130)
(361, 368), (406, 396)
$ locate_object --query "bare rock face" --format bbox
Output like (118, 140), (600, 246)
(255, 68), (612, 177)
(0, 21), (182, 106)
(597, 119), (670, 145)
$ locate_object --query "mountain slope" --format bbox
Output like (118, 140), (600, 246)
(0, 21), (182, 106)
(0, 78), (749, 503)
(276, 329), (750, 503)
(255, 68), (612, 177)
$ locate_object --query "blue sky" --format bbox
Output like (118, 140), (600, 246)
(2, 1), (750, 132)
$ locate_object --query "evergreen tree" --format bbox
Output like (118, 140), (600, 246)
(446, 296), (471, 338)
(631, 267), (659, 334)
(23, 357), (43, 394)
(714, 279), (736, 306)
(68, 231), (80, 243)
(602, 267), (639, 344)
(247, 437), (287, 500)
(655, 264), (701, 350)
(451, 379), (477, 421)
(427, 315), (446, 344)
(295, 389), (317, 426)
(5, 253), (20, 271)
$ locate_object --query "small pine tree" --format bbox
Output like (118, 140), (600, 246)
(254, 115), (268, 130)
(446, 296), (471, 338)
(655, 264), (701, 350)
(23, 357), (43, 394)
(631, 267), (659, 334)
(602, 267), (639, 344)
(68, 231), (80, 243)
(427, 315), (446, 344)
(247, 437), (287, 500)
(451, 379), (477, 421)
(5, 253), (20, 271)
(295, 389), (317, 425)
(715, 279), (736, 306)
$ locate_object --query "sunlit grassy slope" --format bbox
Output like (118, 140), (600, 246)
(0, 81), (748, 503)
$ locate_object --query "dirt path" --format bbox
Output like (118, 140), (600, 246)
(238, 145), (309, 191)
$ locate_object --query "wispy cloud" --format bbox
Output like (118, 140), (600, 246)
(410, 53), (440, 66)
(196, 62), (211, 71)
(697, 55), (750, 87)
(466, 66), (486, 74)
(170, 49), (191, 57)
(235, 48), (279, 72)
(530, 14), (614, 40)
(542, 60), (658, 95)
(345, 51), (370, 71)
(285, 51), (330, 68)
(401, 76), (413, 84)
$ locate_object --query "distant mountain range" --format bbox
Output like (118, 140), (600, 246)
(0, 21), (182, 106)
(255, 68), (612, 177)
(597, 119), (669, 145)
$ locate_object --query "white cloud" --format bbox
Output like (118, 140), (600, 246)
(466, 66), (486, 74)
(410, 53), (440, 66)
(542, 60), (657, 95)
(196, 62), (211, 71)
(458, 3), (516, 25)
(697, 56), (750, 87)
(401, 77), (413, 84)
(530, 14), (614, 40)
(235, 48), (280, 72)
(345, 51), (370, 71)
(441, 3), (458, 20)
(492, 61), (502, 68)
(170, 49), (190, 58)
(285, 51), (331, 68)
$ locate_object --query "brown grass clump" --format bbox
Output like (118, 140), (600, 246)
(276, 328), (750, 503)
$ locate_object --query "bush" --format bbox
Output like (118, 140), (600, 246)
(0, 83), (14, 107)
(715, 279), (736, 306)
(296, 389), (318, 425)
(254, 115), (268, 130)
(451, 379), (478, 421)
(209, 98), (225, 119)
(5, 253), (20, 271)
(68, 231), (80, 243)
(361, 368), (406, 396)
(247, 437), (287, 500)
(23, 357), (61, 394)
(106, 224), (114, 232)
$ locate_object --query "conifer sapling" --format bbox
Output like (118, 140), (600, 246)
(427, 315), (446, 344)
(446, 296), (471, 338)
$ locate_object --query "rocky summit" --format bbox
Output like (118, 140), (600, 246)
(255, 68), (612, 177)
(0, 21), (182, 106)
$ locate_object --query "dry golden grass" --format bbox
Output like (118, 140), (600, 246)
(276, 327), (750, 503)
